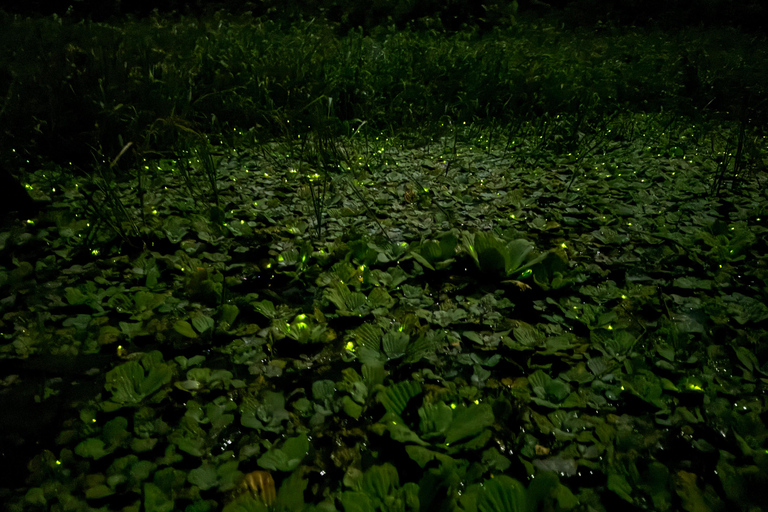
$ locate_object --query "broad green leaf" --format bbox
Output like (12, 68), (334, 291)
(103, 351), (172, 410)
(362, 463), (399, 502)
(188, 463), (219, 491)
(85, 484), (114, 499)
(378, 380), (422, 415)
(257, 434), (309, 472)
(445, 403), (494, 445)
(513, 322), (545, 348)
(418, 401), (453, 438)
(174, 320), (198, 338)
(382, 331), (409, 359)
(144, 482), (174, 512)
(405, 445), (455, 468)
(220, 304), (240, 326)
(75, 438), (109, 460)
(477, 475), (527, 512)
(312, 380), (336, 401)
(275, 469), (308, 510)
(342, 395), (364, 419)
(192, 315), (215, 333)
(340, 491), (375, 512)
(607, 473), (633, 503)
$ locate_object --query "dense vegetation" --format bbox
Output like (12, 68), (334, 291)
(1, 2), (767, 511)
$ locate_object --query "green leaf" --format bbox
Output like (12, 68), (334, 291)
(418, 401), (453, 438)
(85, 484), (115, 499)
(340, 491), (375, 512)
(481, 447), (511, 472)
(103, 351), (173, 410)
(734, 346), (757, 372)
(444, 403), (494, 445)
(223, 494), (269, 512)
(513, 322), (545, 348)
(192, 315), (215, 334)
(163, 215), (190, 243)
(607, 473), (633, 503)
(169, 416), (206, 457)
(378, 380), (422, 415)
(528, 471), (577, 511)
(362, 463), (399, 502)
(477, 475), (527, 512)
(174, 320), (198, 338)
(252, 300), (278, 320)
(642, 461), (671, 510)
(312, 380), (336, 401)
(188, 463), (219, 491)
(103, 416), (131, 447)
(257, 434), (309, 472)
(275, 469), (308, 511)
(24, 487), (46, 506)
(406, 445), (456, 468)
(220, 304), (240, 327)
(382, 331), (409, 360)
(144, 482), (174, 512)
(342, 395), (364, 419)
(381, 411), (428, 445)
(75, 438), (110, 460)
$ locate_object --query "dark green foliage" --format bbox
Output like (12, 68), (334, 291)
(1, 6), (767, 512)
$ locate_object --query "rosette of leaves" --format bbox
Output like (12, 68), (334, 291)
(168, 397), (236, 457)
(325, 281), (395, 317)
(187, 452), (241, 492)
(411, 232), (459, 270)
(528, 369), (573, 408)
(272, 313), (335, 344)
(102, 351), (173, 411)
(352, 323), (410, 366)
(174, 367), (240, 394)
(374, 380), (496, 455)
(257, 434), (309, 472)
(462, 232), (548, 278)
(340, 463), (420, 512)
(240, 391), (291, 433)
(531, 249), (573, 290)
(460, 474), (529, 512)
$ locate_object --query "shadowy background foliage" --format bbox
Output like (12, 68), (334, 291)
(1, 0), (766, 176)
